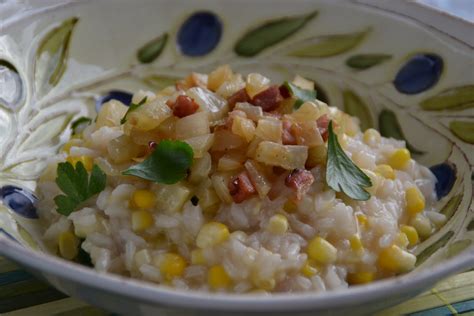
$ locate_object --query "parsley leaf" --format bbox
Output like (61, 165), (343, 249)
(326, 121), (372, 200)
(282, 81), (317, 109)
(120, 97), (148, 124)
(54, 162), (107, 215)
(122, 140), (194, 184)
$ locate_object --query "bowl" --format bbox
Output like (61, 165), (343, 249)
(0, 1), (473, 315)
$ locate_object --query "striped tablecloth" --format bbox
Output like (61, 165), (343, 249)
(1, 256), (473, 315)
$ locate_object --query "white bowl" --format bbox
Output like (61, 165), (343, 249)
(0, 1), (473, 315)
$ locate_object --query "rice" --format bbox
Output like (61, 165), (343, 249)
(37, 66), (442, 294)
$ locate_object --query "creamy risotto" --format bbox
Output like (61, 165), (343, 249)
(37, 66), (443, 293)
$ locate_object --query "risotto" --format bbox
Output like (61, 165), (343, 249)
(37, 66), (443, 293)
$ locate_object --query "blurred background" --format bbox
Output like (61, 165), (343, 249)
(418, 0), (474, 22)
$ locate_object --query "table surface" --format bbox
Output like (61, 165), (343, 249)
(1, 1), (473, 315)
(1, 254), (473, 315)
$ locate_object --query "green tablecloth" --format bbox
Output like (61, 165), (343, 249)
(1, 256), (473, 315)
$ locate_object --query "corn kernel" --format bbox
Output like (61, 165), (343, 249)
(134, 249), (151, 267)
(363, 128), (381, 146)
(410, 214), (433, 239)
(347, 272), (375, 285)
(301, 259), (319, 277)
(405, 187), (425, 215)
(378, 245), (416, 273)
(191, 249), (206, 265)
(356, 214), (368, 229)
(388, 148), (411, 170)
(157, 253), (187, 280)
(395, 232), (409, 248)
(401, 225), (419, 246)
(283, 199), (298, 213)
(350, 235), (363, 252)
(208, 265), (232, 289)
(67, 156), (93, 171)
(307, 236), (337, 264)
(267, 214), (288, 234)
(62, 140), (79, 153)
(375, 164), (395, 180)
(131, 210), (154, 232)
(196, 222), (230, 248)
(58, 231), (79, 260)
(131, 189), (156, 209)
(208, 65), (233, 91)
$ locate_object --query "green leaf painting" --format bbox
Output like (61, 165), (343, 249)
(346, 54), (391, 70)
(378, 109), (424, 155)
(342, 90), (373, 131)
(449, 120), (474, 144)
(234, 11), (317, 57)
(35, 17), (78, 96)
(420, 85), (474, 111)
(289, 28), (371, 58)
(137, 33), (168, 63)
(416, 231), (454, 266)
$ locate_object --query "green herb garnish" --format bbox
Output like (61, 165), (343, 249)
(71, 117), (92, 135)
(120, 97), (148, 124)
(122, 140), (193, 184)
(282, 81), (317, 109)
(326, 121), (372, 200)
(54, 162), (106, 216)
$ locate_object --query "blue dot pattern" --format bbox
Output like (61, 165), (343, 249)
(0, 185), (38, 219)
(95, 90), (133, 112)
(177, 12), (222, 57)
(430, 162), (457, 200)
(394, 54), (443, 94)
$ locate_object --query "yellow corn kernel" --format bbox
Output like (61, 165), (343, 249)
(208, 265), (232, 289)
(131, 210), (154, 232)
(356, 214), (368, 229)
(134, 249), (151, 267)
(405, 187), (425, 215)
(409, 213), (432, 239)
(157, 253), (187, 280)
(307, 236), (337, 264)
(350, 235), (363, 252)
(58, 231), (79, 260)
(347, 272), (375, 285)
(301, 259), (319, 277)
(62, 140), (78, 153)
(131, 189), (156, 209)
(196, 222), (230, 248)
(283, 199), (298, 213)
(67, 156), (93, 171)
(378, 245), (416, 273)
(395, 232), (409, 249)
(363, 128), (381, 145)
(267, 214), (289, 234)
(388, 148), (411, 170)
(191, 249), (206, 265)
(208, 65), (233, 91)
(400, 225), (419, 246)
(375, 164), (396, 180)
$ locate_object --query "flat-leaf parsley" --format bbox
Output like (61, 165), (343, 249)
(122, 140), (194, 184)
(120, 97), (147, 124)
(326, 121), (372, 200)
(54, 162), (106, 215)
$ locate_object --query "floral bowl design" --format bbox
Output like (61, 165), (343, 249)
(0, 0), (473, 315)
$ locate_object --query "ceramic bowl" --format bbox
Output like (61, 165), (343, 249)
(0, 1), (473, 315)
